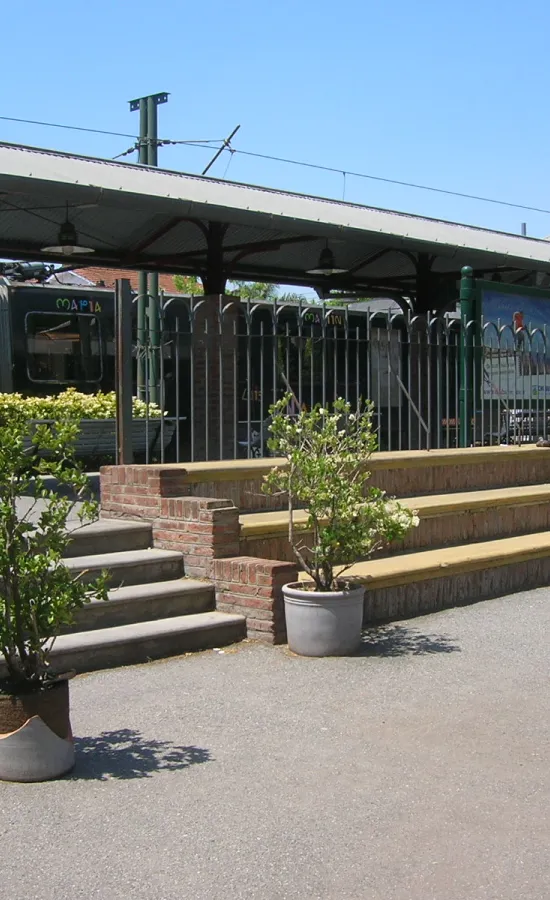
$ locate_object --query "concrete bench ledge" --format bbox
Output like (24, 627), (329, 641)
(314, 531), (550, 590)
(102, 447), (550, 511)
(240, 483), (550, 537)
(111, 445), (548, 484)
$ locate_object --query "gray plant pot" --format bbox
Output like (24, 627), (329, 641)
(283, 582), (365, 657)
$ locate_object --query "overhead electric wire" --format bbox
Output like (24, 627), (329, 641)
(0, 113), (223, 147)
(112, 146), (138, 160)
(0, 115), (140, 141)
(225, 147), (550, 218)
(163, 140), (550, 218)
(201, 125), (241, 175)
(2, 112), (549, 219)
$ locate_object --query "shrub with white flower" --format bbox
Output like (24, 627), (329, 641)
(263, 395), (419, 591)
(0, 388), (163, 422)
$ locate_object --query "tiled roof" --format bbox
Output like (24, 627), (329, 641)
(71, 267), (183, 293)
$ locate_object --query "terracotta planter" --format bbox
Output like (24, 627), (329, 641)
(0, 679), (75, 782)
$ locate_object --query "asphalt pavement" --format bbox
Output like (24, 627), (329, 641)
(1, 589), (549, 900)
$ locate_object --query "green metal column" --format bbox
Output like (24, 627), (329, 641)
(459, 265), (475, 447)
(137, 99), (148, 401)
(130, 92), (168, 404)
(147, 95), (160, 404)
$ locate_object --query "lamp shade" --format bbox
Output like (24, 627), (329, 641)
(41, 219), (94, 256)
(306, 246), (347, 276)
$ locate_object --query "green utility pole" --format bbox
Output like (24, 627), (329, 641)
(459, 265), (476, 448)
(129, 92), (168, 403)
(136, 98), (148, 400)
(146, 94), (161, 404)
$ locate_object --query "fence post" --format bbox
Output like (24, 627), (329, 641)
(459, 266), (476, 448)
(115, 278), (133, 464)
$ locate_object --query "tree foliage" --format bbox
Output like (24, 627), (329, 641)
(173, 274), (204, 295)
(172, 275), (307, 304)
(0, 406), (108, 690)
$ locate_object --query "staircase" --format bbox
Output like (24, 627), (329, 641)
(47, 519), (245, 674)
(93, 446), (550, 650)
(236, 447), (550, 623)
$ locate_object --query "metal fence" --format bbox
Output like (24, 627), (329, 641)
(134, 295), (550, 463)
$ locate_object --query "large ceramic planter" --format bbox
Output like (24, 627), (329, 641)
(283, 582), (365, 657)
(0, 679), (74, 782)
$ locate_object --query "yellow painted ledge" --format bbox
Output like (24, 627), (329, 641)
(142, 445), (548, 484)
(240, 509), (309, 537)
(240, 483), (550, 536)
(298, 531), (550, 591)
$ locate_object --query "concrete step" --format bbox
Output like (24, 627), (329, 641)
(298, 531), (550, 625)
(65, 519), (152, 558)
(239, 483), (550, 561)
(44, 612), (246, 673)
(64, 548), (184, 587)
(69, 578), (215, 632)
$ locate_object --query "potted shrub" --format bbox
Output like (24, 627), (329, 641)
(0, 404), (108, 782)
(263, 396), (418, 656)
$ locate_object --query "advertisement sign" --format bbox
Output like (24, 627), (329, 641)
(482, 290), (550, 400)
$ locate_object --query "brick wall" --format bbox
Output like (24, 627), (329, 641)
(239, 498), (550, 563)
(101, 465), (240, 578)
(241, 534), (296, 563)
(213, 557), (297, 644)
(100, 463), (287, 512)
(100, 464), (196, 516)
(153, 498), (240, 578)
(100, 465), (165, 518)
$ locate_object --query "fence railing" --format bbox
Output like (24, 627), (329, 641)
(133, 295), (550, 463)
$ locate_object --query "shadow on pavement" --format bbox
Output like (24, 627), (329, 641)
(70, 728), (212, 780)
(23, 473), (100, 500)
(359, 624), (460, 657)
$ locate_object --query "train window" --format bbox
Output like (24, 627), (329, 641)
(25, 312), (102, 384)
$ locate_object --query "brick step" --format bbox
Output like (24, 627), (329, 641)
(68, 578), (215, 632)
(65, 519), (152, 558)
(239, 483), (550, 561)
(63, 548), (184, 587)
(100, 447), (550, 517)
(297, 531), (550, 624)
(34, 612), (246, 674)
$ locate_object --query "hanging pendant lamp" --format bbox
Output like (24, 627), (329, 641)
(41, 205), (94, 256)
(306, 241), (347, 276)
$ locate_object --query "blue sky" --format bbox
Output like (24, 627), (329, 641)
(1, 0), (549, 241)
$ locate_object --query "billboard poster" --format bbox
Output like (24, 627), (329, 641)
(481, 290), (550, 400)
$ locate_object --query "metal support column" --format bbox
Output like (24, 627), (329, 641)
(115, 278), (134, 464)
(137, 99), (148, 400)
(129, 92), (168, 404)
(147, 94), (160, 404)
(459, 265), (475, 447)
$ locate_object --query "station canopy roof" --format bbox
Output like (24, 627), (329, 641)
(1, 140), (549, 296)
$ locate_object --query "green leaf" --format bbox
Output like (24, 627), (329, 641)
(263, 395), (419, 591)
(0, 402), (109, 689)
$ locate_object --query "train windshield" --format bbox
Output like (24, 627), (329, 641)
(25, 312), (102, 383)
